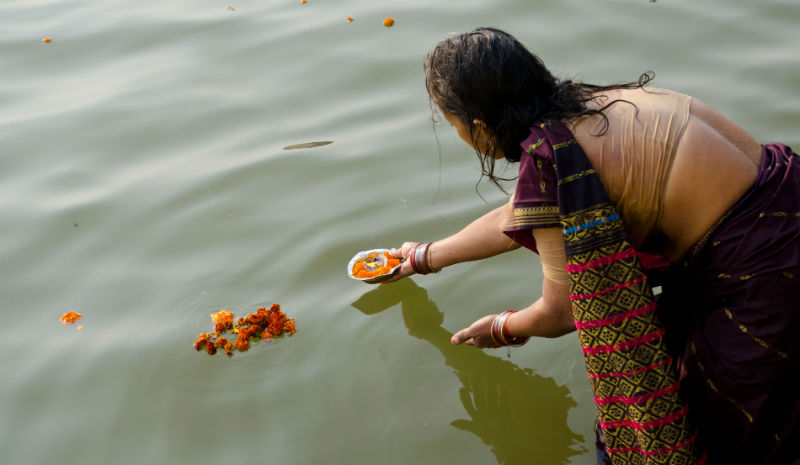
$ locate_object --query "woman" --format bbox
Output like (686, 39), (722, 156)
(383, 28), (799, 465)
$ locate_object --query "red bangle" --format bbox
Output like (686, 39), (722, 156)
(501, 311), (529, 346)
(491, 314), (503, 345)
(409, 242), (439, 275)
(408, 243), (423, 274)
(490, 310), (529, 347)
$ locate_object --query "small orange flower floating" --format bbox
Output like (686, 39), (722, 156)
(194, 304), (295, 357)
(346, 17), (353, 23)
(211, 309), (234, 335)
(348, 249), (402, 283)
(383, 17), (394, 27)
(60, 311), (82, 325)
(43, 37), (52, 43)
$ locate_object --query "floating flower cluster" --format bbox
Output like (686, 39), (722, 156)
(193, 304), (296, 357)
(60, 311), (82, 324)
(351, 251), (401, 279)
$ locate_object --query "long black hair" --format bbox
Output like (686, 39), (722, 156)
(424, 27), (653, 190)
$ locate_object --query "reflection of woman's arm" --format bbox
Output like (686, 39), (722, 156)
(386, 199), (520, 282)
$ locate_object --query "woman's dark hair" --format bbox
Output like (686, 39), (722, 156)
(424, 27), (653, 190)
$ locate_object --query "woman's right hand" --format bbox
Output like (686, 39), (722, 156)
(380, 242), (420, 284)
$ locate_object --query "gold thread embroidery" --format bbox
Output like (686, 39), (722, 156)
(557, 168), (596, 186)
(690, 342), (754, 423)
(535, 158), (547, 194)
(724, 308), (796, 364)
(758, 211), (800, 218)
(513, 205), (559, 216)
(716, 273), (757, 280)
(552, 139), (576, 150)
(527, 138), (545, 153)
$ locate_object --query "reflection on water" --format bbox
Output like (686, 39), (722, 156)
(353, 280), (584, 465)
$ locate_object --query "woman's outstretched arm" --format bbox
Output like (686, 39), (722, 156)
(383, 199), (521, 282)
(450, 276), (574, 348)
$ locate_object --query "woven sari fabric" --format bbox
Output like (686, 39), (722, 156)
(662, 142), (800, 464)
(522, 121), (707, 465)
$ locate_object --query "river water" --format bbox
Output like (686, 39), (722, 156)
(2, 0), (798, 464)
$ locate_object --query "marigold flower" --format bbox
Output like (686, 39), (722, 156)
(194, 303), (294, 356)
(205, 340), (217, 355)
(352, 251), (400, 278)
(60, 311), (82, 325)
(212, 310), (234, 325)
(193, 332), (211, 351)
(234, 339), (250, 352)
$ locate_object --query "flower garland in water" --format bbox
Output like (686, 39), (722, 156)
(193, 304), (296, 356)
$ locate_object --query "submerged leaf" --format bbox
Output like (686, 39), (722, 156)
(282, 141), (333, 150)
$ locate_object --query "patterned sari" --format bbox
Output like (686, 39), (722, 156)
(506, 121), (707, 464)
(505, 120), (800, 464)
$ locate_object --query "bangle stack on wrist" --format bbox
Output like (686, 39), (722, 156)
(408, 242), (441, 275)
(490, 310), (529, 347)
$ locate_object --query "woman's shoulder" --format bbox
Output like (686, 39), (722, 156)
(567, 86), (692, 137)
(588, 87), (691, 113)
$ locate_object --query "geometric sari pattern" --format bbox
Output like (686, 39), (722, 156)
(527, 121), (708, 464)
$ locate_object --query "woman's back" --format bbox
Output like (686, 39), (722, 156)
(569, 87), (762, 262)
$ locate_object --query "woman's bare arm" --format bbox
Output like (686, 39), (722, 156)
(450, 276), (574, 347)
(385, 199), (520, 282)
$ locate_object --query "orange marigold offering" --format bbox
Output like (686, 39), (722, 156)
(43, 37), (52, 43)
(211, 309), (234, 334)
(348, 249), (402, 283)
(383, 17), (394, 27)
(193, 304), (296, 357)
(60, 311), (82, 325)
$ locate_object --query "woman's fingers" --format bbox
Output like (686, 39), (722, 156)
(451, 327), (474, 345)
(381, 243), (421, 284)
(451, 314), (498, 348)
(380, 260), (413, 284)
(389, 242), (420, 260)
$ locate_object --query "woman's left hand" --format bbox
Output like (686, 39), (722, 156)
(450, 314), (501, 348)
